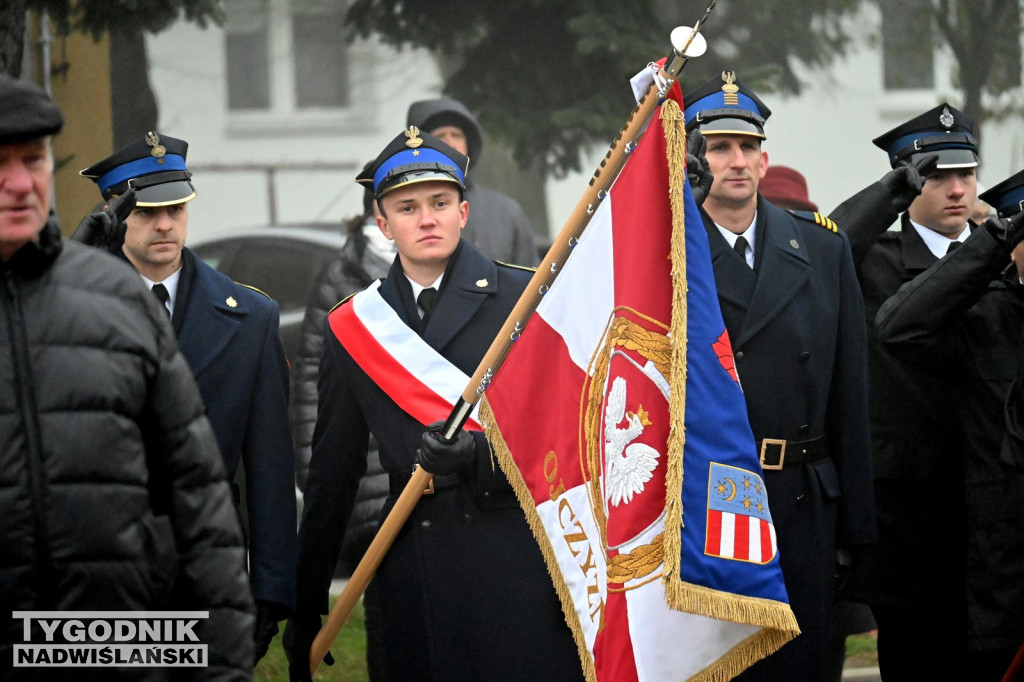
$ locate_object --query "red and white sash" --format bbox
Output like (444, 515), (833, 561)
(329, 280), (482, 431)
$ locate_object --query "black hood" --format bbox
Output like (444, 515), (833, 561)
(406, 97), (483, 169)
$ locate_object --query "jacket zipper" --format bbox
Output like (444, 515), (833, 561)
(3, 271), (55, 599)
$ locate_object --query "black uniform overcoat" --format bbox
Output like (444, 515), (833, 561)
(703, 197), (874, 682)
(875, 226), (1024, 654)
(175, 248), (297, 611)
(834, 184), (978, 610)
(297, 241), (582, 681)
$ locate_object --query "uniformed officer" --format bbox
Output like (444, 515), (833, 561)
(77, 134), (297, 665)
(683, 71), (874, 681)
(874, 170), (1024, 680)
(284, 127), (581, 681)
(827, 105), (983, 679)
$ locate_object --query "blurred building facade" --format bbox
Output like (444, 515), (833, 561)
(26, 1), (1024, 239)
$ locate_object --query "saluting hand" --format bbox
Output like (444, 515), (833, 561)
(70, 188), (136, 255)
(880, 153), (939, 215)
(686, 129), (714, 207)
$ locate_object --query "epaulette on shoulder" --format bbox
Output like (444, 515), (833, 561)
(789, 210), (839, 233)
(328, 293), (356, 315)
(236, 282), (272, 299)
(328, 278), (381, 314)
(494, 260), (538, 273)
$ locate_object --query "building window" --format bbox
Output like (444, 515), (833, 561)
(881, 0), (934, 90)
(224, 0), (349, 112)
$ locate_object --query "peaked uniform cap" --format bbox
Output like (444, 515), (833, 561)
(0, 74), (64, 144)
(356, 127), (469, 200)
(682, 71), (771, 139)
(80, 132), (196, 207)
(872, 103), (978, 170)
(979, 169), (1024, 219)
(979, 168), (1024, 248)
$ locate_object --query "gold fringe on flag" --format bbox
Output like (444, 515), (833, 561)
(660, 98), (799, 679)
(661, 96), (690, 609)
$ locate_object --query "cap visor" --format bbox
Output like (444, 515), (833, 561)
(696, 117), (765, 139)
(133, 181), (197, 207)
(912, 148), (978, 169)
(376, 169), (463, 199)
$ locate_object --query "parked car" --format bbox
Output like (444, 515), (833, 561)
(190, 226), (348, 362)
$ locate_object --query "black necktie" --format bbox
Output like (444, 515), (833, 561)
(417, 287), (438, 323)
(151, 283), (171, 316)
(734, 236), (751, 267)
(946, 241), (962, 256)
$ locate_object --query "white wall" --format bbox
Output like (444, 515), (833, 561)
(146, 21), (445, 239)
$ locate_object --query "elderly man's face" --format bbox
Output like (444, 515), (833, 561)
(0, 138), (52, 260)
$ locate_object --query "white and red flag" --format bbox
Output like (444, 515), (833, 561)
(481, 93), (799, 680)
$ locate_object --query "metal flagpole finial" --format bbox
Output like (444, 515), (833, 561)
(664, 0), (717, 78)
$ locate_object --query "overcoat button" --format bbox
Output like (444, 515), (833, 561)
(799, 352), (811, 361)
(421, 520), (432, 531)
(735, 351), (745, 361)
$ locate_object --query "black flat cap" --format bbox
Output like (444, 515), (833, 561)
(0, 74), (64, 145)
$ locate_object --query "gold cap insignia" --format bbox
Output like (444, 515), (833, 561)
(939, 105), (955, 129)
(476, 278), (489, 288)
(405, 126), (423, 149)
(145, 131), (166, 162)
(721, 71), (739, 106)
(226, 296), (238, 308)
(790, 239), (800, 249)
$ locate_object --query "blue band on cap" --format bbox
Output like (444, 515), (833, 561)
(685, 92), (762, 125)
(373, 148), (465, 192)
(994, 184), (1024, 215)
(886, 131), (976, 160)
(98, 154), (188, 193)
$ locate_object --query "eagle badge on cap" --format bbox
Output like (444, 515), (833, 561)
(940, 106), (955, 129)
(476, 278), (489, 288)
(145, 131), (166, 162)
(404, 126), (424, 149)
(226, 296), (238, 308)
(721, 71), (739, 106)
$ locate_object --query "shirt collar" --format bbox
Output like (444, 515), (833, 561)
(714, 212), (758, 266)
(406, 273), (444, 317)
(909, 219), (969, 259)
(140, 267), (183, 315)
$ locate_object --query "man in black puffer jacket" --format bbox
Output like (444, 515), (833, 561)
(0, 75), (253, 680)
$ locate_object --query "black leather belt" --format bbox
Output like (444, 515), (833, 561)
(757, 436), (828, 471)
(389, 468), (462, 495)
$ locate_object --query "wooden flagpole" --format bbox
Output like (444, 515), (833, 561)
(309, 8), (716, 675)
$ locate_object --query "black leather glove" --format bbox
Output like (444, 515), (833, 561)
(983, 215), (1009, 246)
(282, 613), (333, 682)
(686, 128), (714, 207)
(253, 600), (290, 666)
(834, 545), (862, 597)
(879, 153), (939, 215)
(415, 419), (476, 477)
(70, 188), (136, 255)
(1006, 211), (1024, 253)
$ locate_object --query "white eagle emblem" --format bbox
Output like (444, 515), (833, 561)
(604, 376), (660, 507)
